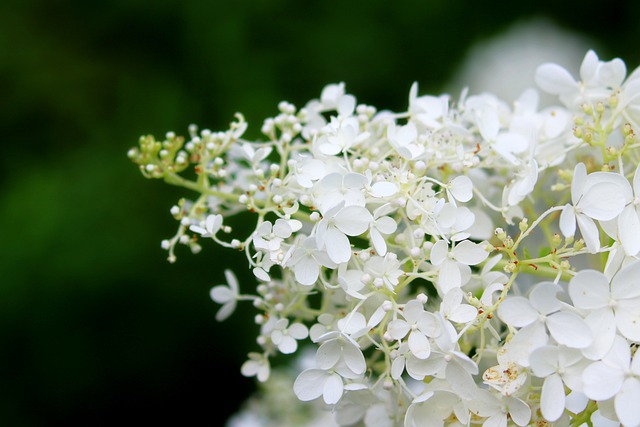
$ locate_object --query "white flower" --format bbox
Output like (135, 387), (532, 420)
(387, 120), (424, 160)
(210, 269), (239, 321)
(404, 390), (465, 427)
(386, 299), (441, 359)
(430, 239), (490, 294)
(439, 287), (478, 325)
(313, 172), (368, 213)
(240, 352), (270, 382)
(568, 261), (640, 358)
(408, 81), (447, 129)
(446, 175), (474, 206)
(368, 203), (397, 256)
(535, 49), (626, 108)
(602, 162), (640, 256)
(288, 236), (337, 286)
(240, 142), (272, 165)
(582, 336), (640, 427)
(315, 202), (372, 264)
(468, 388), (532, 427)
(559, 163), (628, 253)
(364, 253), (403, 292)
(529, 345), (590, 422)
(498, 282), (593, 351)
(189, 213), (223, 237)
(270, 318), (309, 354)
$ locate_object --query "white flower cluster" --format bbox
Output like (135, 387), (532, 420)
(129, 50), (640, 427)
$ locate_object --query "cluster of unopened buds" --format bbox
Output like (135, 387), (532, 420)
(129, 50), (640, 427)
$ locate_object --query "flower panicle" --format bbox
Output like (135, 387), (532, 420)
(129, 51), (640, 427)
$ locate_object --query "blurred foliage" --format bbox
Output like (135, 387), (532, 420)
(1, 0), (639, 425)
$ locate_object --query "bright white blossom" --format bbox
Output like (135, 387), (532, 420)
(130, 49), (640, 427)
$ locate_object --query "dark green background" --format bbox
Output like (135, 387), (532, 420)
(1, 1), (638, 426)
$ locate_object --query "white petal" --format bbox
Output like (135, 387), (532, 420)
(559, 204), (576, 238)
(445, 362), (476, 400)
(615, 378), (640, 427)
(210, 285), (234, 304)
(576, 214), (601, 254)
(579, 182), (626, 221)
(342, 342), (366, 375)
(599, 58), (626, 88)
(508, 397), (532, 427)
(375, 215), (398, 234)
(618, 206), (640, 255)
(615, 299), (640, 342)
(569, 269), (610, 310)
(541, 373), (565, 422)
(582, 361), (624, 400)
(325, 227), (352, 264)
(323, 372), (344, 404)
(498, 297), (538, 327)
(449, 176), (473, 202)
(316, 340), (341, 369)
(529, 282), (562, 315)
(582, 308), (617, 360)
(278, 335), (298, 354)
(371, 181), (399, 197)
(611, 260), (640, 299)
(530, 346), (559, 378)
(387, 319), (410, 340)
(408, 331), (431, 359)
(484, 413), (507, 427)
(391, 356), (405, 380)
(430, 239), (449, 266)
(452, 240), (489, 265)
(546, 311), (593, 348)
(572, 163), (587, 204)
(438, 260), (461, 293)
(535, 63), (579, 95)
(580, 50), (599, 83)
(477, 105), (500, 141)
(215, 301), (236, 321)
(334, 206), (372, 236)
(288, 323), (309, 340)
(370, 228), (387, 256)
(293, 369), (327, 401)
(449, 305), (477, 324)
(294, 255), (320, 286)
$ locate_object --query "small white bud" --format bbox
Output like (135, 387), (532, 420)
(161, 240), (171, 250)
(360, 273), (372, 285)
(170, 205), (180, 216)
(274, 303), (284, 312)
(382, 300), (393, 311)
(179, 235), (189, 244)
(373, 278), (384, 288)
(254, 314), (264, 324)
(416, 293), (428, 304)
(238, 194), (248, 204)
(309, 211), (321, 222)
(358, 251), (371, 261)
(410, 247), (422, 258)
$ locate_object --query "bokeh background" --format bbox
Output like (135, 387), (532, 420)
(2, 1), (639, 426)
